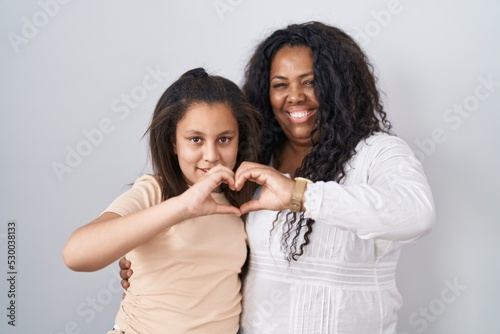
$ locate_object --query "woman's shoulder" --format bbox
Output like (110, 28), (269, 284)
(350, 132), (416, 167)
(358, 132), (411, 152)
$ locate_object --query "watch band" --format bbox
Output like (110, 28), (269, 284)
(289, 177), (312, 212)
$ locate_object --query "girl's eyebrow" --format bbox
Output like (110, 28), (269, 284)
(183, 129), (238, 136)
(270, 71), (314, 81)
(218, 130), (238, 136)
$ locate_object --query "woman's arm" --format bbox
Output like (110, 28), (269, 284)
(63, 165), (240, 272)
(235, 135), (435, 243)
(304, 135), (435, 242)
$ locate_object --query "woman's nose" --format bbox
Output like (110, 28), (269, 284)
(287, 84), (306, 104)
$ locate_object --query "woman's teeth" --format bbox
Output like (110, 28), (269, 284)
(288, 110), (314, 119)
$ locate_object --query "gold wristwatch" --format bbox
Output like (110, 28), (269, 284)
(289, 177), (312, 212)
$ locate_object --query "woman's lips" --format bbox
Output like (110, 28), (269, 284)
(286, 109), (317, 121)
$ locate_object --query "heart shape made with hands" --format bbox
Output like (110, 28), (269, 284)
(186, 162), (296, 216)
(231, 162), (296, 214)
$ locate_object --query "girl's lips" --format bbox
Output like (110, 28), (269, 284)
(198, 168), (210, 174)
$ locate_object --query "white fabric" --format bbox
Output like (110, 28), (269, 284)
(239, 133), (435, 334)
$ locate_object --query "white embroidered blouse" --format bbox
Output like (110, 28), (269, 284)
(239, 133), (435, 334)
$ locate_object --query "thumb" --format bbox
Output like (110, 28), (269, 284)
(239, 199), (262, 215)
(215, 204), (242, 217)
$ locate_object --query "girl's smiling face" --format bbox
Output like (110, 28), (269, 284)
(174, 102), (239, 186)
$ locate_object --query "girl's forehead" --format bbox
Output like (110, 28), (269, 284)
(184, 102), (235, 116)
(177, 102), (238, 132)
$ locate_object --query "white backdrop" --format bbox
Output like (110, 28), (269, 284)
(1, 1), (499, 333)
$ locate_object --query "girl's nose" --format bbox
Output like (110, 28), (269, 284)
(203, 143), (219, 162)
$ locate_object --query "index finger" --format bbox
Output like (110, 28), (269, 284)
(235, 161), (263, 176)
(234, 162), (270, 188)
(234, 168), (270, 191)
(208, 166), (237, 190)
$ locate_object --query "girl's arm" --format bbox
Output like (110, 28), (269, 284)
(63, 165), (240, 272)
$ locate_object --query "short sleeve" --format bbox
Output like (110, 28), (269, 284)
(102, 174), (163, 217)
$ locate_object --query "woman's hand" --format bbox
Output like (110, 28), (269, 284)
(119, 257), (132, 291)
(234, 162), (295, 214)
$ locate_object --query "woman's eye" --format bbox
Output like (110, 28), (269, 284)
(272, 82), (286, 89)
(304, 80), (314, 85)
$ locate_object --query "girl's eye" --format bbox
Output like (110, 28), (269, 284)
(219, 137), (231, 144)
(190, 137), (202, 144)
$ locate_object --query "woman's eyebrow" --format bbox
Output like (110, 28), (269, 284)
(270, 72), (314, 80)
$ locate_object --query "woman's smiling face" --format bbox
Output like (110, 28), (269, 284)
(269, 45), (319, 147)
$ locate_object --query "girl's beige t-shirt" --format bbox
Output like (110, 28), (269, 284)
(104, 174), (247, 334)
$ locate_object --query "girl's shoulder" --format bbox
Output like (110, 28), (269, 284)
(134, 174), (161, 187)
(130, 174), (163, 204)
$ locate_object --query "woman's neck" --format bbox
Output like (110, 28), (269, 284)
(274, 141), (311, 177)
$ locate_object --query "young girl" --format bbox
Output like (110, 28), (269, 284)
(62, 67), (262, 333)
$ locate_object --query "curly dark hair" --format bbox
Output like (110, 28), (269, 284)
(242, 21), (392, 261)
(147, 67), (262, 209)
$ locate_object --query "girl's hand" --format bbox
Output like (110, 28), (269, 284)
(234, 162), (295, 214)
(179, 164), (241, 219)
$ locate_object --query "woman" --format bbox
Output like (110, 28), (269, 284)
(122, 22), (435, 333)
(234, 21), (435, 333)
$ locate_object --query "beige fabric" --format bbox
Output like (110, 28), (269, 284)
(104, 175), (247, 334)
